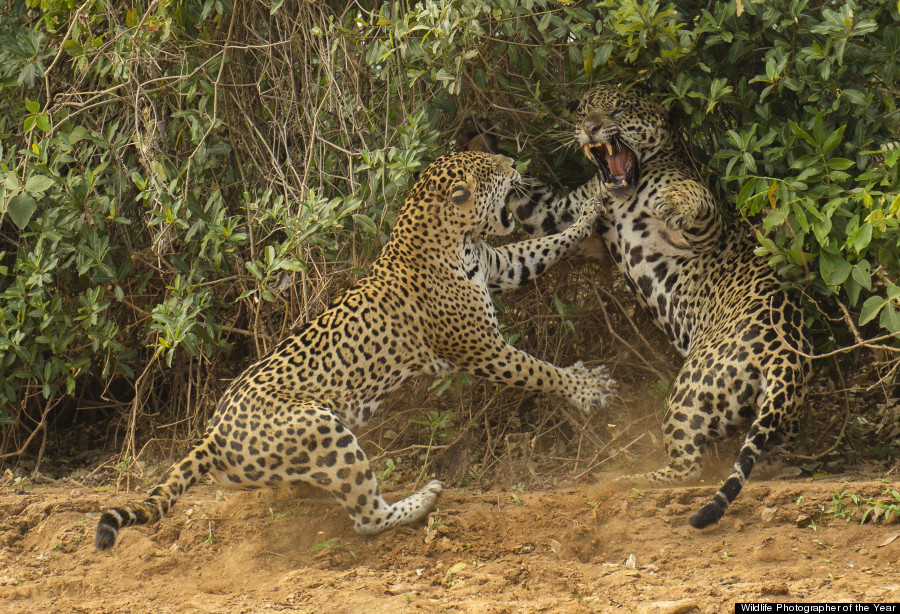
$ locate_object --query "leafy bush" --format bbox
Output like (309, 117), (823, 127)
(0, 0), (444, 462)
(1, 0), (897, 468)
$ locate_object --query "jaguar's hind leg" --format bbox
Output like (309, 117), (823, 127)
(616, 458), (702, 485)
(278, 405), (442, 534)
(615, 431), (704, 485)
(616, 347), (758, 487)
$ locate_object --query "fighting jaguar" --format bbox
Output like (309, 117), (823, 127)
(513, 85), (813, 529)
(95, 151), (617, 551)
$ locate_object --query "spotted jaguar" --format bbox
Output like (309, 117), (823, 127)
(513, 85), (813, 528)
(95, 151), (616, 550)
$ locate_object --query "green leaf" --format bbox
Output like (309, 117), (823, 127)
(820, 125), (845, 154)
(859, 296), (885, 325)
(812, 114), (825, 145)
(63, 39), (83, 56)
(791, 202), (809, 233)
(3, 172), (18, 190)
(818, 250), (852, 286)
(352, 214), (377, 235)
(852, 222), (873, 254)
(887, 283), (900, 302)
(278, 259), (306, 272)
(827, 158), (855, 171)
(245, 260), (264, 280)
(7, 193), (37, 229)
(879, 305), (900, 333)
(841, 89), (866, 106)
(851, 262), (872, 291)
(24, 175), (55, 194)
(36, 113), (51, 132)
(846, 276), (862, 306)
(583, 45), (595, 77)
(788, 120), (816, 146)
(68, 126), (87, 143)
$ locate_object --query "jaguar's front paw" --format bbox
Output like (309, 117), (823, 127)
(565, 360), (617, 414)
(568, 197), (607, 239)
(654, 181), (704, 230)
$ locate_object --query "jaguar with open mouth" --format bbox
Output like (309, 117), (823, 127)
(510, 84), (812, 534)
(583, 140), (638, 191)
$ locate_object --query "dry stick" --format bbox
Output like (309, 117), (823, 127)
(798, 331), (900, 360)
(835, 294), (866, 345)
(224, 90), (293, 192)
(588, 281), (672, 382)
(589, 278), (670, 364)
(572, 428), (585, 477)
(186, 355), (195, 439)
(183, 2), (237, 196)
(792, 357), (853, 462)
(867, 357), (900, 393)
(0, 396), (59, 467)
(124, 358), (157, 490)
(478, 400), (499, 483)
(798, 292), (900, 358)
(224, 92), (290, 356)
(32, 403), (52, 476)
(475, 392), (588, 485)
(477, 398), (513, 483)
(43, 0), (93, 108)
(365, 423), (417, 462)
(573, 433), (647, 480)
(558, 406), (609, 451)
(298, 73), (329, 212)
(83, 457), (118, 482)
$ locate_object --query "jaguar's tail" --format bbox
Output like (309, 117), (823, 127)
(95, 436), (215, 551)
(689, 377), (806, 529)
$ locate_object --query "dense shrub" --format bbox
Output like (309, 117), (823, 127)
(0, 0), (897, 467)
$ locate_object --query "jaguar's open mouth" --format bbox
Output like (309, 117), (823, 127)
(583, 141), (638, 191)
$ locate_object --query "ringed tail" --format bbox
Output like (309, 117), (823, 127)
(95, 436), (215, 551)
(689, 411), (785, 529)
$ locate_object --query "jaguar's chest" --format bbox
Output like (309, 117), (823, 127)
(598, 185), (710, 354)
(601, 187), (696, 283)
(456, 236), (489, 285)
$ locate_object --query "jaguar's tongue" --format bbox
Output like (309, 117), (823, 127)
(605, 147), (632, 179)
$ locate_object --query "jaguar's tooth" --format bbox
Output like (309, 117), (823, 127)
(604, 182), (614, 189)
(621, 180), (629, 188)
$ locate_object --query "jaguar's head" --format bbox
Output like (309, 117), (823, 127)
(573, 85), (672, 193)
(414, 152), (522, 236)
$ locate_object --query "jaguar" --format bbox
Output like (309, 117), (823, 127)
(513, 85), (813, 529)
(95, 151), (616, 550)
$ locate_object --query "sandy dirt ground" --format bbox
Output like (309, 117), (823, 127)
(0, 471), (898, 613)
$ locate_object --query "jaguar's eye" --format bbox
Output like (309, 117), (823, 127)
(450, 185), (471, 205)
(610, 108), (624, 118)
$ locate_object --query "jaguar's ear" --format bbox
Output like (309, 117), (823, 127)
(450, 184), (471, 205)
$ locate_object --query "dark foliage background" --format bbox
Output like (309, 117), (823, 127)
(0, 0), (896, 479)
